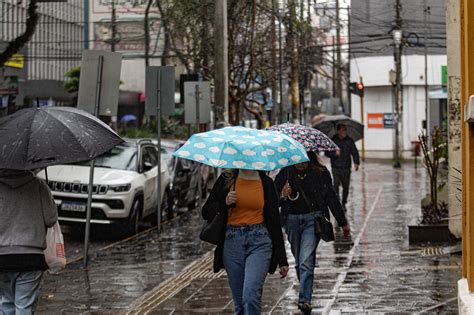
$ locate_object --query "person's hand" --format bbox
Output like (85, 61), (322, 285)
(225, 191), (237, 206)
(342, 225), (351, 237)
(335, 149), (341, 157)
(281, 182), (292, 198)
(354, 164), (359, 172)
(279, 266), (289, 278)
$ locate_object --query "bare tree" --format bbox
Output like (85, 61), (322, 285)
(0, 0), (39, 66)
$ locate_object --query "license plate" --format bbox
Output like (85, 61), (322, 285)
(61, 201), (86, 212)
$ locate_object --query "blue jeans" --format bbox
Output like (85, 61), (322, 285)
(223, 224), (273, 315)
(285, 213), (320, 304)
(0, 271), (43, 315)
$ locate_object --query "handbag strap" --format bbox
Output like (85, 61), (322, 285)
(292, 172), (325, 217)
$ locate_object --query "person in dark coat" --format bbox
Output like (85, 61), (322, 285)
(202, 169), (289, 315)
(275, 152), (350, 314)
(329, 124), (360, 208)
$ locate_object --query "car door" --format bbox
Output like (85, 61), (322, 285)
(140, 145), (158, 215)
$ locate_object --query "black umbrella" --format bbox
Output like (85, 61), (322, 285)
(0, 107), (124, 170)
(313, 114), (364, 142)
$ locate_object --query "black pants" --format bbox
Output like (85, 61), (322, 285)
(332, 168), (351, 205)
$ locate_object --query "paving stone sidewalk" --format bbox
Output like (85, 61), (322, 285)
(37, 162), (461, 314)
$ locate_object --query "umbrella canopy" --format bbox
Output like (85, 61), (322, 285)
(0, 107), (124, 170)
(268, 123), (338, 152)
(313, 115), (364, 142)
(120, 114), (137, 123)
(173, 126), (309, 171)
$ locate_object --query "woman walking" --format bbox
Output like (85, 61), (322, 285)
(275, 152), (350, 314)
(202, 169), (289, 315)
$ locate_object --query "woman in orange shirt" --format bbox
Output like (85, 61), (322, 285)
(202, 169), (289, 315)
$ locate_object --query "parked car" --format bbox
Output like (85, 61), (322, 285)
(38, 139), (173, 234)
(160, 139), (211, 210)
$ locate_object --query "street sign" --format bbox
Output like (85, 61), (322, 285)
(145, 66), (175, 117)
(77, 50), (122, 117)
(184, 81), (211, 124)
(367, 113), (396, 129)
(383, 113), (396, 129)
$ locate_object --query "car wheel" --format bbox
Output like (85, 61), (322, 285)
(126, 198), (142, 235)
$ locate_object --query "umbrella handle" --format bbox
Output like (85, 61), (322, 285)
(44, 167), (49, 184)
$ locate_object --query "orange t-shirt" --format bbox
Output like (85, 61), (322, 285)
(227, 177), (265, 225)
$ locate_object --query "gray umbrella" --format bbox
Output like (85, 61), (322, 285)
(0, 107), (124, 170)
(313, 114), (364, 142)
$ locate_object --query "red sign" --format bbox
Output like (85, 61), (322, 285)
(367, 113), (384, 128)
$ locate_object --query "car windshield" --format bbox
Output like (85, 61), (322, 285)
(76, 145), (138, 171)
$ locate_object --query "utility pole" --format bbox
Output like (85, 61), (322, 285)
(347, 7), (351, 116)
(214, 0), (229, 125)
(393, 0), (403, 168)
(270, 0), (278, 125)
(360, 76), (365, 162)
(424, 0), (430, 130)
(335, 0), (342, 110)
(278, 8), (284, 123)
(110, 0), (117, 52)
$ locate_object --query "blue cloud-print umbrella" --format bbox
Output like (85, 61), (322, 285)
(173, 126), (309, 171)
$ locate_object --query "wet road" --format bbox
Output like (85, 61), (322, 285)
(37, 162), (461, 314)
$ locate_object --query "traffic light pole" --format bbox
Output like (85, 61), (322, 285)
(360, 76), (365, 162)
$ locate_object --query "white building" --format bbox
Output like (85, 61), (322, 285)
(350, 55), (447, 159)
(349, 0), (447, 159)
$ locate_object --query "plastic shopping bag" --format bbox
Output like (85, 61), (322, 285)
(44, 222), (66, 274)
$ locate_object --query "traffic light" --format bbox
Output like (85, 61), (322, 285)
(349, 82), (364, 97)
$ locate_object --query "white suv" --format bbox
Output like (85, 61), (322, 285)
(39, 139), (173, 234)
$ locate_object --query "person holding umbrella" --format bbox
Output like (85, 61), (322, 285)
(173, 126), (309, 314)
(0, 107), (124, 314)
(0, 169), (57, 314)
(268, 123), (349, 314)
(329, 124), (360, 209)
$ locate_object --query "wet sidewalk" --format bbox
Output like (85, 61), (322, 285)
(37, 162), (461, 314)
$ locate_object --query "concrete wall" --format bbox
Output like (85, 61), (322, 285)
(446, 0), (462, 238)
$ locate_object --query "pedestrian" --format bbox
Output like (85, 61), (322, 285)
(329, 124), (360, 209)
(202, 169), (289, 315)
(275, 152), (350, 314)
(0, 169), (57, 315)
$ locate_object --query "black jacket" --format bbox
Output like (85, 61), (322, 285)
(329, 136), (360, 169)
(275, 166), (348, 227)
(202, 172), (289, 274)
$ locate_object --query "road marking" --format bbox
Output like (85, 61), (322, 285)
(322, 186), (383, 314)
(126, 252), (225, 314)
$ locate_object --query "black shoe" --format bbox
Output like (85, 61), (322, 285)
(298, 302), (312, 314)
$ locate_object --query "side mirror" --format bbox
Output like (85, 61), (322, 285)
(143, 161), (154, 172)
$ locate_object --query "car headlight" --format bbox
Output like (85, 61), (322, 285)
(109, 184), (131, 192)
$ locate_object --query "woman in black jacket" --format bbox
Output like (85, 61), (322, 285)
(202, 169), (289, 315)
(275, 152), (350, 314)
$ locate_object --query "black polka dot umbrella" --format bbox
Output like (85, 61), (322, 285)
(268, 123), (339, 152)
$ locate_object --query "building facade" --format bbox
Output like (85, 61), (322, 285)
(0, 0), (84, 109)
(350, 0), (447, 159)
